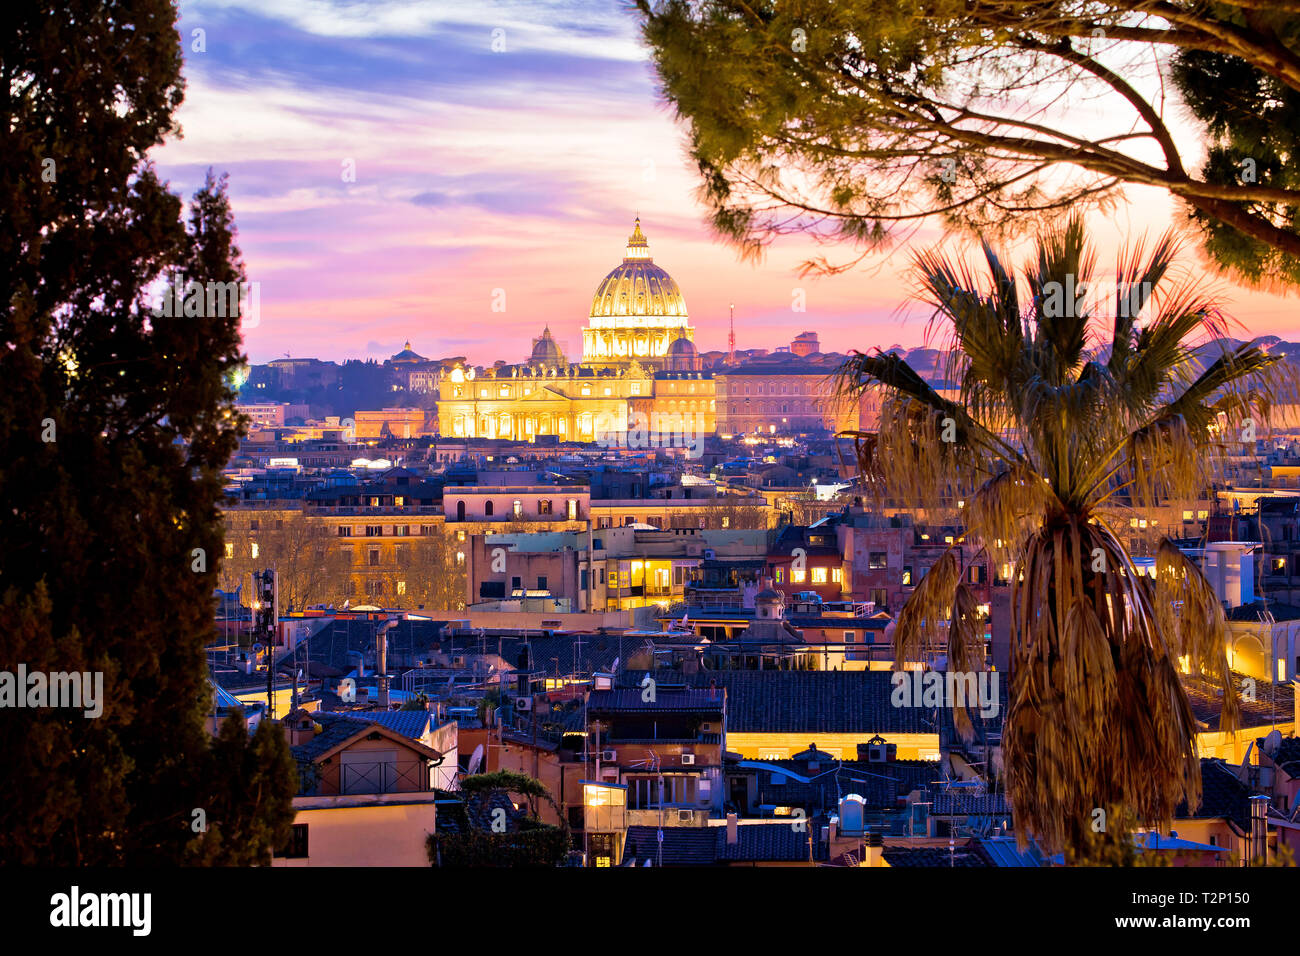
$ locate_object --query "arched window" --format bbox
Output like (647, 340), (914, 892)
(456, 500), (465, 521)
(485, 500), (494, 517)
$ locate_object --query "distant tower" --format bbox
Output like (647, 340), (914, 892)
(791, 331), (820, 357)
(728, 303), (736, 365)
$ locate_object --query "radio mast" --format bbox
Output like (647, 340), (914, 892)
(728, 303), (736, 366)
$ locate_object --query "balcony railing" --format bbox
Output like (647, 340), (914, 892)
(303, 759), (432, 796)
(305, 505), (442, 516)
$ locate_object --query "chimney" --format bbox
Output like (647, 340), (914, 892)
(863, 829), (884, 868)
(376, 620), (395, 709)
(1249, 794), (1270, 865)
(726, 812), (738, 845)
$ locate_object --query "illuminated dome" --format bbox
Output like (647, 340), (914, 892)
(589, 219), (689, 320)
(666, 334), (700, 371)
(583, 218), (695, 369)
(389, 340), (427, 364)
(529, 326), (565, 366)
(668, 335), (697, 357)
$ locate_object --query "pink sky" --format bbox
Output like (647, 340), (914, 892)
(155, 1), (1298, 366)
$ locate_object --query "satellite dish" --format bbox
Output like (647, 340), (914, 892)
(467, 744), (485, 775)
(1263, 728), (1284, 757)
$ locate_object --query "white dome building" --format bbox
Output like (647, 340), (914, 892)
(582, 218), (695, 370)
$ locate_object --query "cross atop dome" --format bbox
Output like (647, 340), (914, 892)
(625, 216), (651, 261)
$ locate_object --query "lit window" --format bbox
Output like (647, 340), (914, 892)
(791, 567), (807, 583)
(251, 542), (259, 559)
(811, 567), (828, 584)
(513, 499), (523, 518)
(832, 568), (843, 583)
(397, 581), (406, 596)
(224, 543), (234, 559)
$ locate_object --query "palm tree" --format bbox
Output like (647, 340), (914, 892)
(836, 215), (1277, 859)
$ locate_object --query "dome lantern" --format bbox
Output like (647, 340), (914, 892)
(624, 217), (651, 261)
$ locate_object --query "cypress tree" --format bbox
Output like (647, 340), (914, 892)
(0, 0), (294, 864)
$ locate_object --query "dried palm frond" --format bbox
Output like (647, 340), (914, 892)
(1153, 540), (1239, 732)
(947, 582), (985, 741)
(964, 463), (1051, 568)
(892, 547), (960, 668)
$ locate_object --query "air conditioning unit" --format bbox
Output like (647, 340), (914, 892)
(680, 753), (696, 765)
(514, 696), (533, 712)
(602, 749), (617, 762)
(677, 809), (693, 823)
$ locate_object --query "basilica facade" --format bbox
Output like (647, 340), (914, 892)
(436, 220), (715, 444)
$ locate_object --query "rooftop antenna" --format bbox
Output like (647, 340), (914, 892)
(728, 303), (736, 366)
